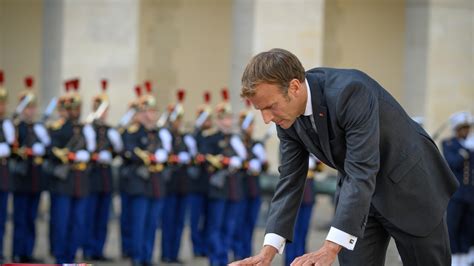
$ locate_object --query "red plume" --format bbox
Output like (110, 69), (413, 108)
(135, 85), (142, 97)
(73, 79), (80, 91)
(221, 88), (229, 101)
(101, 79), (108, 92)
(0, 70), (4, 85)
(144, 80), (152, 94)
(177, 89), (185, 102)
(25, 76), (34, 89)
(204, 91), (211, 104)
(245, 99), (251, 108)
(64, 80), (71, 92)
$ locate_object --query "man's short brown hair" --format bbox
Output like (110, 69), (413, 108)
(241, 48), (305, 98)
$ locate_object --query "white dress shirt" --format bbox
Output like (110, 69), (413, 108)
(263, 79), (357, 254)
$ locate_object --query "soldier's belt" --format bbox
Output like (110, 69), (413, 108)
(148, 163), (164, 173)
(72, 162), (87, 171)
(33, 156), (43, 165)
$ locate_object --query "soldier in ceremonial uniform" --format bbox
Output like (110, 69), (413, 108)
(206, 89), (247, 266)
(442, 111), (474, 266)
(188, 91), (213, 258)
(11, 76), (50, 263)
(284, 155), (321, 266)
(0, 71), (15, 263)
(83, 79), (123, 261)
(161, 89), (197, 263)
(48, 79), (96, 263)
(233, 101), (268, 260)
(120, 84), (165, 266)
(119, 87), (142, 259)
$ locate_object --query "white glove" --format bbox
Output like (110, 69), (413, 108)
(97, 150), (113, 164)
(74, 149), (90, 163)
(154, 149), (168, 164)
(229, 156), (242, 169)
(0, 143), (10, 158)
(178, 151), (191, 164)
(32, 142), (46, 156)
(248, 158), (262, 174)
(308, 156), (316, 169)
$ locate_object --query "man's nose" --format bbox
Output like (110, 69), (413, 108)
(261, 110), (273, 124)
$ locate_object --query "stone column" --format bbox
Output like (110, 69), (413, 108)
(61, 0), (140, 123)
(405, 0), (474, 137)
(0, 0), (43, 112)
(233, 0), (326, 169)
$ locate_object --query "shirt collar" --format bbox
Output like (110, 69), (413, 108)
(303, 79), (313, 116)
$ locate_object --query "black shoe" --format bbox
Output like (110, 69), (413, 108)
(142, 262), (155, 266)
(93, 255), (114, 262)
(25, 256), (44, 263)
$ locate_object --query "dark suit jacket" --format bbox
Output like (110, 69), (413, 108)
(266, 67), (458, 242)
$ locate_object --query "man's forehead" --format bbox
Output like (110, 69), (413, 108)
(248, 84), (277, 109)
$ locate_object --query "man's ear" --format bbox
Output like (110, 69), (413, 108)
(288, 79), (302, 97)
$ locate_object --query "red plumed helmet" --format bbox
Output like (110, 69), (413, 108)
(177, 89), (185, 102)
(135, 85), (142, 97)
(64, 80), (71, 92)
(72, 79), (80, 91)
(204, 91), (211, 104)
(0, 70), (4, 85)
(221, 88), (229, 101)
(101, 79), (108, 92)
(25, 76), (34, 89)
(144, 80), (152, 94)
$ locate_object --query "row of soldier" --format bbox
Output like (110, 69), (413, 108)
(0, 70), (283, 266)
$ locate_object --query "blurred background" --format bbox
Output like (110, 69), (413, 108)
(0, 0), (472, 171)
(0, 0), (473, 265)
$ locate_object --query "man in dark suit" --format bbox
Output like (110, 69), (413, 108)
(230, 48), (458, 266)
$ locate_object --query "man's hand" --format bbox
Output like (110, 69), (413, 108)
(229, 245), (278, 266)
(291, 241), (341, 266)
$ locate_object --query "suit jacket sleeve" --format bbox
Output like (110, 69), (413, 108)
(265, 126), (309, 242)
(333, 81), (380, 238)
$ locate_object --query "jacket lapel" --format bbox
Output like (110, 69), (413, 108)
(306, 73), (335, 167)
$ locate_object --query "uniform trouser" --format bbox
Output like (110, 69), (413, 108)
(142, 197), (164, 264)
(120, 192), (131, 257)
(222, 200), (243, 262)
(128, 195), (147, 263)
(447, 198), (474, 254)
(84, 192), (112, 257)
(187, 193), (208, 256)
(51, 194), (88, 263)
(161, 194), (188, 260)
(207, 199), (226, 266)
(12, 192), (41, 258)
(234, 196), (262, 260)
(0, 191), (8, 259)
(285, 203), (314, 266)
(339, 205), (451, 266)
